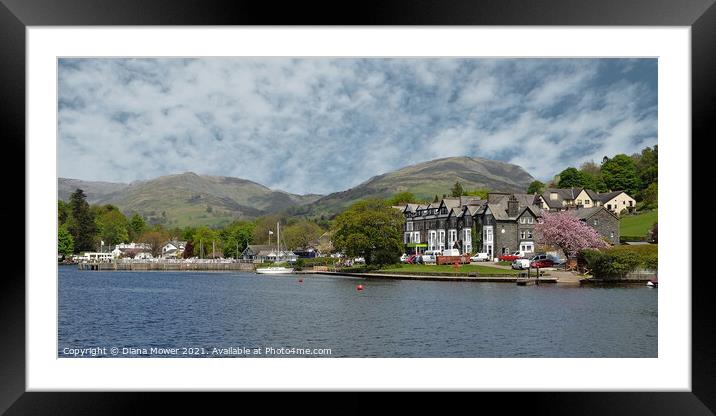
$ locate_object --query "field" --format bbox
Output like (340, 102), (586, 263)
(379, 263), (518, 275)
(620, 210), (658, 238)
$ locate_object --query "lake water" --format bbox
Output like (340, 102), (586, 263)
(58, 266), (657, 358)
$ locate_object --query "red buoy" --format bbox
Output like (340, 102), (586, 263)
(356, 284), (364, 291)
(298, 278), (304, 283)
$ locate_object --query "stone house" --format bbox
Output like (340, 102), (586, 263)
(400, 192), (620, 259)
(400, 196), (483, 255)
(566, 206), (620, 245)
(473, 193), (542, 258)
(242, 244), (298, 263)
(538, 188), (635, 216)
(597, 191), (636, 216)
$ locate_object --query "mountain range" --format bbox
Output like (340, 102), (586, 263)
(58, 156), (535, 227)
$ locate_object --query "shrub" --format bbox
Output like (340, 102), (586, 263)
(578, 244), (657, 278)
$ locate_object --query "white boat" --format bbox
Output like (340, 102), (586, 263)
(256, 221), (294, 275)
(256, 266), (294, 275)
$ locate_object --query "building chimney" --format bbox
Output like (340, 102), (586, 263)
(507, 195), (519, 217)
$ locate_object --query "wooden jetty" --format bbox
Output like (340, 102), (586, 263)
(78, 261), (256, 272)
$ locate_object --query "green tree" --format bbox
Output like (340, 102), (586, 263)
(639, 182), (658, 210)
(527, 180), (545, 194)
(579, 161), (609, 192)
(387, 191), (420, 206)
(192, 227), (221, 258)
(58, 200), (71, 226)
(601, 154), (641, 196)
(68, 189), (97, 252)
(282, 220), (323, 251)
(450, 181), (465, 197)
(96, 208), (129, 246)
(139, 229), (170, 258)
(251, 214), (285, 245)
(635, 145), (658, 186)
(331, 199), (404, 266)
(557, 167), (593, 189)
(58, 225), (75, 258)
(220, 221), (255, 258)
(128, 213), (147, 241)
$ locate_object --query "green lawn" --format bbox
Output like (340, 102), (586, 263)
(620, 210), (658, 237)
(379, 263), (518, 275)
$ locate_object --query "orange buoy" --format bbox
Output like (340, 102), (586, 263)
(356, 284), (364, 291)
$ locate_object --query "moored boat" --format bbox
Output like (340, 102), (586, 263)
(256, 266), (294, 275)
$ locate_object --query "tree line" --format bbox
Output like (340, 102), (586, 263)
(525, 144), (658, 210)
(58, 189), (328, 259)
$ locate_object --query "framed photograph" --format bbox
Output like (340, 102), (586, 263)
(5, 0), (711, 413)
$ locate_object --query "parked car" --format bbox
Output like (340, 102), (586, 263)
(530, 259), (554, 268)
(470, 252), (489, 262)
(400, 253), (409, 263)
(405, 254), (417, 264)
(512, 258), (531, 270)
(420, 250), (439, 264)
(498, 251), (523, 262)
(529, 253), (549, 262)
(354, 257), (366, 264)
(547, 254), (566, 265)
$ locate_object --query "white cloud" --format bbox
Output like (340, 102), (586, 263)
(58, 58), (657, 194)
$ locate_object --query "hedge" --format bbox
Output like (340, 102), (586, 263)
(578, 244), (657, 278)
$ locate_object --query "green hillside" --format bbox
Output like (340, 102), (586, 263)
(59, 172), (321, 228)
(620, 210), (658, 238)
(291, 156), (535, 218)
(59, 156), (536, 226)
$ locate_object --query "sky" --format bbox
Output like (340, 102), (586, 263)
(58, 58), (657, 195)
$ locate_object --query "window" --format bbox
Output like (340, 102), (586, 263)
(528, 230), (532, 239)
(520, 230), (526, 239)
(607, 204), (612, 210)
(593, 219), (598, 226)
(577, 199), (582, 205)
(623, 201), (626, 205)
(527, 217), (533, 224)
(413, 232), (420, 244)
(629, 201), (633, 206)
(406, 222), (413, 231)
(585, 199), (591, 205)
(404, 233), (411, 244)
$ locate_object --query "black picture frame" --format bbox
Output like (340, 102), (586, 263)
(2, 0), (711, 413)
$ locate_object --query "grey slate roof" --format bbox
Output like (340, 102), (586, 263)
(243, 245), (274, 255)
(488, 193), (542, 220)
(597, 190), (626, 202)
(585, 189), (600, 201)
(540, 188), (583, 208)
(566, 206), (618, 220)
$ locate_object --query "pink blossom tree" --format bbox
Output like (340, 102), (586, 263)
(534, 211), (608, 257)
